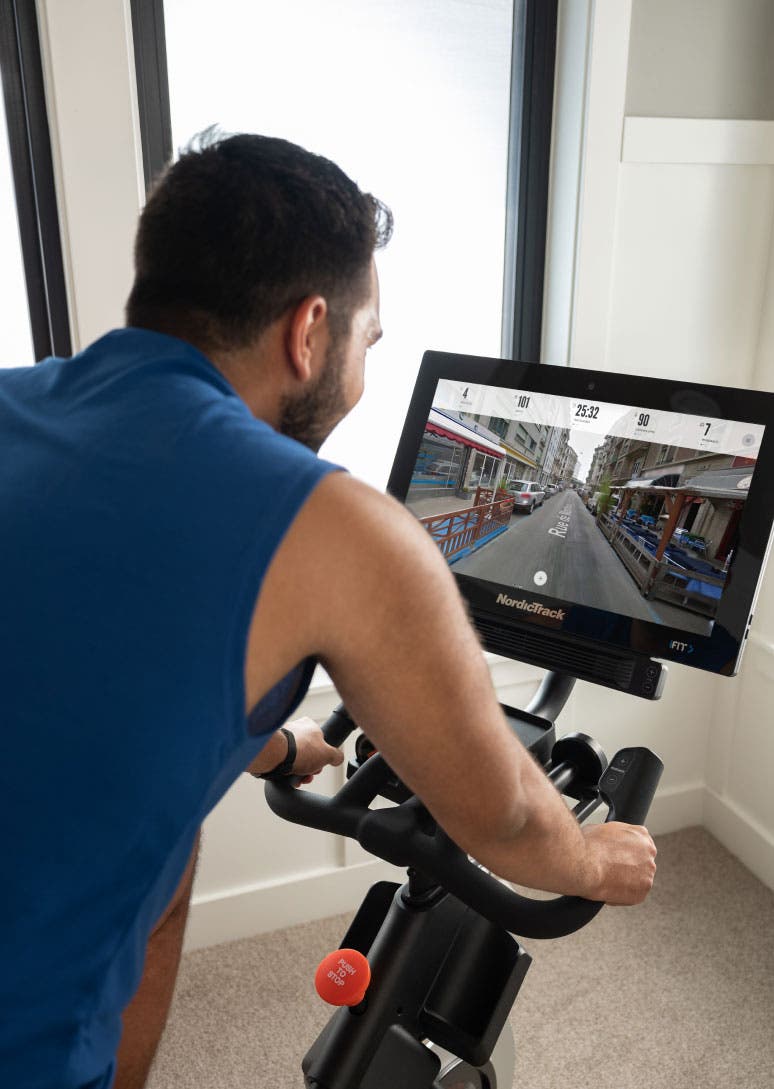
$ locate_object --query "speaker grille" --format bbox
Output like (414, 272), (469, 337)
(475, 618), (635, 691)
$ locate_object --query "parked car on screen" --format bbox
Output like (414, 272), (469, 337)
(588, 490), (621, 515)
(427, 459), (458, 476)
(507, 480), (545, 513)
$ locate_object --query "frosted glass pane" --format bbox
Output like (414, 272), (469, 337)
(164, 0), (513, 487)
(0, 104), (34, 367)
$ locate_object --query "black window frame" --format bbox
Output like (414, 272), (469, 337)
(130, 0), (172, 192)
(502, 0), (558, 363)
(0, 0), (71, 360)
(130, 0), (557, 364)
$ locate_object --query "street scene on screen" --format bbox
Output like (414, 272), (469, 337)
(406, 381), (764, 638)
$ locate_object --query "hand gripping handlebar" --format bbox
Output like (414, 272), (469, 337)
(264, 705), (663, 940)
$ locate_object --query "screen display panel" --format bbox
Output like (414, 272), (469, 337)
(387, 352), (774, 678)
(407, 379), (763, 638)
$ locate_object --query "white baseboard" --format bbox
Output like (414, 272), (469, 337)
(185, 782), (707, 951)
(185, 858), (405, 952)
(645, 782), (705, 836)
(703, 789), (774, 894)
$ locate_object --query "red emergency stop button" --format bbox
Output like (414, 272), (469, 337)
(314, 948), (371, 1006)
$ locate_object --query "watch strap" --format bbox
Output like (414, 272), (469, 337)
(258, 727), (297, 781)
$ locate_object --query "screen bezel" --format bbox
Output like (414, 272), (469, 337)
(387, 351), (774, 677)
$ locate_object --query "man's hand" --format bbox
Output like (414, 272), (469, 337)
(283, 716), (346, 784)
(577, 822), (658, 905)
(247, 716), (345, 783)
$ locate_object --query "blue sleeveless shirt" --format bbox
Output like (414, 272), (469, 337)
(0, 329), (339, 1088)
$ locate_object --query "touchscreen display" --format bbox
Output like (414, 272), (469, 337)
(406, 379), (765, 638)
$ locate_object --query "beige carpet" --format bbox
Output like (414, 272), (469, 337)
(147, 828), (774, 1088)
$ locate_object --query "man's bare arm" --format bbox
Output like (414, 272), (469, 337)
(245, 473), (655, 905)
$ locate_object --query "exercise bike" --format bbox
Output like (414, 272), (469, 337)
(265, 672), (663, 1089)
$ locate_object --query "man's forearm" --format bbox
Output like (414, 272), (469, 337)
(246, 731), (288, 775)
(462, 750), (595, 897)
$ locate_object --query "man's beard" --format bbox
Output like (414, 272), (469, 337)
(278, 342), (348, 453)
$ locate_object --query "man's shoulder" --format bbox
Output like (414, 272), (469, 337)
(285, 471), (442, 595)
(301, 472), (410, 534)
(243, 469), (446, 705)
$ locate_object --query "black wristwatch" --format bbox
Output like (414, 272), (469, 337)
(257, 727), (297, 781)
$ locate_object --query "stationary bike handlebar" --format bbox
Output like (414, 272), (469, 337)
(265, 704), (663, 940)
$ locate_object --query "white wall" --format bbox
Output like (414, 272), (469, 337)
(626, 0), (774, 120)
(555, 0), (774, 894)
(703, 198), (774, 885)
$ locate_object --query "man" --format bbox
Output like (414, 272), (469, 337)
(0, 132), (656, 1089)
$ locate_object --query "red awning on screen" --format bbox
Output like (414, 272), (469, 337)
(425, 420), (505, 458)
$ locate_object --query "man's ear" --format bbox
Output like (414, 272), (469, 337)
(286, 295), (329, 384)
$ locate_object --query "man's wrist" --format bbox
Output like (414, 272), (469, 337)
(255, 727), (297, 781)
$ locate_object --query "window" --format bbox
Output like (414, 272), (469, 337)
(469, 451), (500, 490)
(133, 1), (557, 488)
(161, 0), (514, 488)
(490, 418), (510, 439)
(0, 0), (71, 363)
(0, 101), (33, 366)
(409, 437), (465, 497)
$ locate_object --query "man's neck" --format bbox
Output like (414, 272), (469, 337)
(208, 337), (285, 427)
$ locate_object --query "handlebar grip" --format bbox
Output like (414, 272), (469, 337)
(599, 747), (664, 825)
(264, 705), (364, 838)
(410, 747), (663, 940)
(322, 703), (358, 748)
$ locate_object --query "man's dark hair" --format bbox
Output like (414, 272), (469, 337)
(126, 129), (393, 351)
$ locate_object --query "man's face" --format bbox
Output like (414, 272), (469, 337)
(279, 261), (382, 452)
